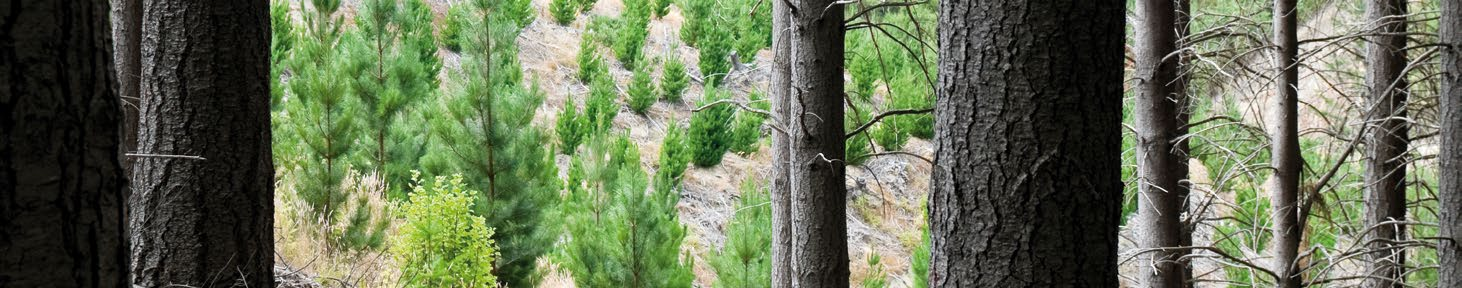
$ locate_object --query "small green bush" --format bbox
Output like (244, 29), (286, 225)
(615, 0), (652, 67)
(584, 77), (620, 135)
(847, 51), (880, 101)
(440, 5), (468, 52)
(577, 34), (608, 83)
(711, 178), (772, 288)
(689, 89), (735, 167)
(887, 73), (934, 139)
(911, 221), (930, 288)
(870, 118), (908, 151)
(861, 253), (888, 288)
(393, 173), (499, 287)
(551, 0), (578, 25)
(628, 65), (657, 115)
(729, 92), (766, 154)
(697, 23), (733, 87)
(653, 124), (692, 192)
(660, 56), (689, 102)
(651, 0), (672, 18)
(557, 100), (588, 154)
(577, 0), (600, 13)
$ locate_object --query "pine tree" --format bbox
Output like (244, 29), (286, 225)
(698, 22), (734, 87)
(551, 0), (578, 25)
(653, 123), (692, 192)
(287, 0), (357, 225)
(689, 89), (735, 167)
(579, 34), (609, 83)
(562, 135), (696, 288)
(426, 10), (557, 286)
(711, 179), (773, 288)
(441, 5), (469, 52)
(845, 106), (873, 166)
(888, 72), (933, 139)
(577, 0), (601, 13)
(661, 56), (689, 102)
(348, 0), (439, 192)
(651, 0), (672, 18)
(558, 99), (589, 154)
(628, 64), (658, 114)
(616, 0), (652, 67)
(584, 76), (621, 134)
(729, 92), (767, 154)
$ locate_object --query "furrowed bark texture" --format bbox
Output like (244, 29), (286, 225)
(770, 0), (794, 284)
(1269, 0), (1303, 287)
(1134, 0), (1191, 286)
(0, 1), (129, 286)
(929, 0), (1125, 286)
(129, 0), (274, 287)
(112, 0), (142, 173)
(1362, 1), (1409, 287)
(1438, 0), (1462, 286)
(788, 0), (849, 284)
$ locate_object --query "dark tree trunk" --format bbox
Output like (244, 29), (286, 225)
(928, 0), (1125, 286)
(1362, 1), (1409, 286)
(0, 1), (130, 286)
(770, 0), (794, 284)
(1134, 0), (1191, 286)
(111, 0), (141, 173)
(787, 0), (848, 284)
(129, 0), (274, 287)
(1175, 0), (1195, 284)
(1438, 0), (1462, 286)
(1269, 0), (1303, 287)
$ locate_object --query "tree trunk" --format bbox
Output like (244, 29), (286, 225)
(1134, 0), (1191, 286)
(1438, 0), (1462, 286)
(928, 0), (1125, 286)
(788, 0), (848, 284)
(129, 1), (274, 287)
(111, 0), (141, 174)
(1269, 0), (1303, 287)
(1362, 1), (1409, 287)
(770, 0), (794, 284)
(0, 1), (129, 286)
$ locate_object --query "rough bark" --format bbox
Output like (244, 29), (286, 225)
(1134, 0), (1191, 286)
(129, 0), (274, 287)
(787, 0), (848, 284)
(1438, 0), (1462, 286)
(1269, 0), (1304, 287)
(112, 0), (142, 173)
(1361, 1), (1409, 287)
(928, 0), (1125, 286)
(0, 1), (130, 286)
(770, 0), (794, 284)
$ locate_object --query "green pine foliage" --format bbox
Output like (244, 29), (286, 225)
(425, 11), (557, 287)
(887, 72), (934, 139)
(286, 0), (357, 225)
(660, 56), (689, 102)
(847, 51), (880, 101)
(578, 34), (608, 83)
(583, 76), (620, 135)
(870, 118), (909, 151)
(557, 99), (589, 155)
(651, 0), (671, 18)
(576, 0), (599, 13)
(845, 107), (873, 166)
(269, 2), (295, 110)
(628, 64), (657, 115)
(710, 179), (772, 288)
(689, 89), (735, 167)
(393, 173), (500, 287)
(682, 0), (769, 55)
(679, 0), (712, 46)
(441, 5), (468, 52)
(561, 136), (695, 288)
(551, 0), (577, 25)
(653, 123), (691, 192)
(346, 0), (440, 192)
(697, 23), (733, 87)
(861, 253), (888, 288)
(615, 0), (652, 67)
(729, 91), (766, 154)
(729, 0), (771, 57)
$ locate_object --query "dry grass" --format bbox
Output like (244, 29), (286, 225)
(274, 169), (402, 288)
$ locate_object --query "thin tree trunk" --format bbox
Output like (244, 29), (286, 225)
(1362, 1), (1409, 287)
(112, 0), (142, 174)
(0, 1), (129, 286)
(770, 0), (794, 283)
(1175, 0), (1195, 285)
(1269, 0), (1304, 287)
(1134, 0), (1191, 286)
(928, 0), (1125, 286)
(129, 0), (274, 287)
(1437, 0), (1462, 286)
(788, 0), (848, 284)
